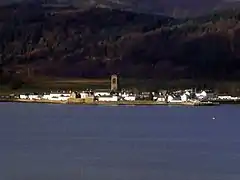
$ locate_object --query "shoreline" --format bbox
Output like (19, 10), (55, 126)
(0, 98), (220, 106)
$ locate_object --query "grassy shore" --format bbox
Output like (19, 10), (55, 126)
(0, 98), (219, 106)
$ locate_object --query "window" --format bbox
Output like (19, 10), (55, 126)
(112, 78), (116, 84)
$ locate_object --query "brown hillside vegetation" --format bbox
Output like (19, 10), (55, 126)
(1, 3), (240, 89)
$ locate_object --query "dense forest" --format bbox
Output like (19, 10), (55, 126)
(1, 2), (240, 87)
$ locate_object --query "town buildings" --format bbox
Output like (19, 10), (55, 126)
(15, 75), (240, 104)
(17, 88), (221, 104)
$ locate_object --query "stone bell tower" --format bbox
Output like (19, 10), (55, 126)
(110, 74), (118, 92)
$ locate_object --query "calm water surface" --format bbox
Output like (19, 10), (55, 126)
(0, 103), (240, 180)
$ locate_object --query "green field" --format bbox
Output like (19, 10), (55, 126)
(0, 78), (108, 94)
(0, 77), (198, 94)
(1, 76), (240, 95)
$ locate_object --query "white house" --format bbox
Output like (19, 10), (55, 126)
(167, 95), (173, 102)
(50, 96), (69, 101)
(19, 94), (28, 99)
(94, 91), (111, 97)
(80, 92), (89, 99)
(19, 94), (40, 100)
(42, 93), (71, 101)
(195, 90), (215, 100)
(42, 94), (51, 100)
(180, 94), (188, 102)
(49, 93), (70, 97)
(167, 95), (182, 103)
(184, 91), (191, 96)
(123, 96), (136, 101)
(195, 91), (207, 100)
(28, 95), (41, 100)
(98, 95), (118, 102)
(119, 92), (127, 97)
(218, 96), (240, 100)
(156, 95), (165, 102)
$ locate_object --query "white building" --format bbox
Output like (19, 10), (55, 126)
(42, 93), (71, 101)
(28, 95), (41, 100)
(195, 90), (215, 100)
(19, 94), (28, 99)
(156, 96), (165, 102)
(167, 95), (182, 103)
(167, 95), (173, 102)
(123, 96), (136, 101)
(80, 92), (89, 99)
(180, 94), (188, 102)
(195, 91), (207, 100)
(218, 96), (240, 100)
(98, 95), (118, 102)
(94, 91), (111, 97)
(184, 91), (191, 96)
(42, 94), (51, 100)
(19, 94), (40, 100)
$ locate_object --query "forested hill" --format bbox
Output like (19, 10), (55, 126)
(1, 3), (240, 84)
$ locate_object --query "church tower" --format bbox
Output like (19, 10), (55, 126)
(110, 74), (118, 92)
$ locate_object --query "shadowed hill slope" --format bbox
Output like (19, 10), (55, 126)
(1, 4), (240, 87)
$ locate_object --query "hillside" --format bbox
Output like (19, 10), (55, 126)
(1, 4), (240, 89)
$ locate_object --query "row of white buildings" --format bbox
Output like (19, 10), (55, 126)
(18, 91), (139, 102)
(18, 89), (223, 103)
(166, 90), (212, 103)
(19, 93), (72, 101)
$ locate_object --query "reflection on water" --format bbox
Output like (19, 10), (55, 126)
(1, 103), (240, 180)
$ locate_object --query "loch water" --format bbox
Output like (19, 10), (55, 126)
(1, 102), (240, 180)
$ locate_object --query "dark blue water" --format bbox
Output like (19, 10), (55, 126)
(1, 103), (240, 180)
